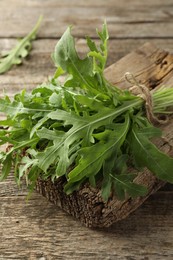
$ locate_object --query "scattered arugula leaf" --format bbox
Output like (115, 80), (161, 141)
(0, 15), (42, 74)
(0, 22), (173, 201)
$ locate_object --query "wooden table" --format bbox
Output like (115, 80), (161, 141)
(0, 0), (173, 259)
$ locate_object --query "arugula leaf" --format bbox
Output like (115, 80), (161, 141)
(64, 114), (130, 192)
(0, 16), (42, 74)
(35, 101), (140, 178)
(52, 23), (119, 100)
(129, 125), (173, 183)
(0, 154), (12, 181)
(87, 21), (108, 72)
(111, 174), (148, 200)
(101, 173), (112, 201)
(17, 156), (38, 185)
(53, 27), (95, 90)
(101, 153), (147, 201)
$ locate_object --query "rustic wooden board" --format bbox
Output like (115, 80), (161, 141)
(1, 38), (173, 93)
(0, 179), (173, 259)
(0, 0), (173, 38)
(0, 0), (173, 259)
(1, 45), (173, 258)
(1, 181), (173, 259)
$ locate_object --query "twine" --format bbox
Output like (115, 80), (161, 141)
(124, 72), (168, 125)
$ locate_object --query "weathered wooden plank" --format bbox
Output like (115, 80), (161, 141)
(1, 38), (173, 63)
(0, 164), (172, 196)
(0, 38), (173, 91)
(0, 178), (173, 259)
(0, 0), (173, 38)
(1, 0), (172, 21)
(0, 0), (173, 258)
(1, 0), (173, 8)
(105, 42), (173, 89)
(1, 20), (173, 39)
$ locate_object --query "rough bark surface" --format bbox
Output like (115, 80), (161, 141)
(36, 42), (173, 228)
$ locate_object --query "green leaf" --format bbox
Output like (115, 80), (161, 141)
(0, 154), (12, 181)
(0, 16), (42, 74)
(101, 173), (112, 201)
(53, 66), (65, 79)
(136, 126), (162, 138)
(53, 27), (93, 88)
(130, 126), (173, 183)
(88, 22), (109, 72)
(49, 92), (62, 107)
(17, 156), (38, 185)
(37, 127), (64, 141)
(36, 102), (139, 177)
(30, 116), (49, 138)
(52, 25), (111, 98)
(64, 115), (130, 191)
(0, 152), (6, 161)
(0, 118), (15, 127)
(111, 173), (148, 200)
(0, 97), (51, 116)
(86, 36), (99, 52)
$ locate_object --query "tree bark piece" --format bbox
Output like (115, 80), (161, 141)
(36, 43), (173, 228)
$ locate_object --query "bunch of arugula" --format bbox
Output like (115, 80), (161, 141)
(1, 23), (173, 201)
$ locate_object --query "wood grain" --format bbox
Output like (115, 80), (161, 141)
(0, 0), (173, 38)
(1, 183), (173, 260)
(0, 0), (173, 259)
(0, 38), (173, 92)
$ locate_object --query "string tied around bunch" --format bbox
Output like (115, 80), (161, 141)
(124, 72), (168, 125)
